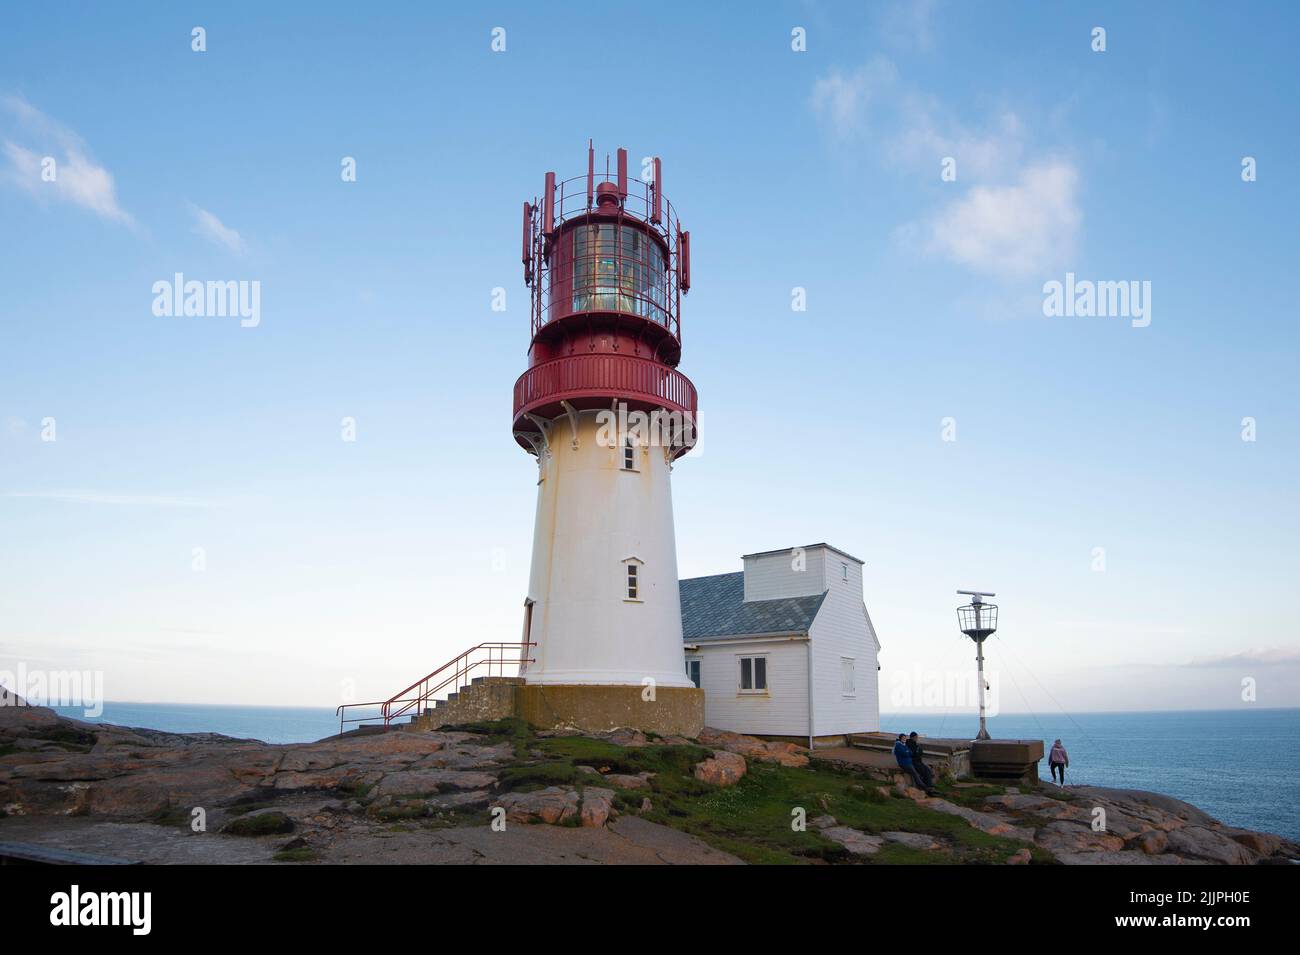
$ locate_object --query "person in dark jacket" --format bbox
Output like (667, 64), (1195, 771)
(906, 731), (936, 791)
(892, 733), (936, 794)
(1048, 739), (1069, 785)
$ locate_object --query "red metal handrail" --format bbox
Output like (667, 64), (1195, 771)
(334, 642), (535, 735)
(528, 171), (686, 343)
(512, 353), (697, 423)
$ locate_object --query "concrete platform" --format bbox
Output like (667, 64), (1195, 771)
(846, 732), (974, 779)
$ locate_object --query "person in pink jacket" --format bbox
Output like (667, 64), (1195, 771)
(1048, 739), (1069, 785)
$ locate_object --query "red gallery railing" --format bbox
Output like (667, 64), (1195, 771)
(512, 353), (697, 423)
(334, 641), (534, 735)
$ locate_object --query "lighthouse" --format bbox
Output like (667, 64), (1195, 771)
(511, 143), (704, 734)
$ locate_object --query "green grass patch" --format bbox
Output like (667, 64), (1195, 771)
(337, 780), (376, 800)
(637, 758), (1037, 865)
(272, 847), (319, 862)
(535, 737), (712, 777)
(443, 717), (534, 757)
(497, 762), (585, 791)
(223, 811), (294, 836)
(148, 805), (193, 829)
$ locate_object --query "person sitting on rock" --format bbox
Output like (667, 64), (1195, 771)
(893, 733), (936, 795)
(1048, 738), (1069, 785)
(906, 731), (936, 791)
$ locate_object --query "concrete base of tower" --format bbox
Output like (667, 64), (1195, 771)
(515, 684), (704, 738)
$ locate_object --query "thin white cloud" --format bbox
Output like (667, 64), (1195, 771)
(1185, 647), (1300, 668)
(1, 95), (132, 225)
(922, 160), (1081, 276)
(890, 105), (1026, 179)
(809, 58), (899, 141)
(810, 59), (1082, 279)
(879, 0), (938, 52)
(810, 60), (1025, 178)
(190, 204), (246, 254)
(2, 490), (234, 508)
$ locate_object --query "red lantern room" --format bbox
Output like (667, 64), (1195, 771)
(513, 142), (697, 457)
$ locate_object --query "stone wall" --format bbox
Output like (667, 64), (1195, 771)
(516, 685), (704, 737)
(412, 681), (705, 738)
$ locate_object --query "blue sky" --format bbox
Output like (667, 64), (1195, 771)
(2, 2), (1297, 712)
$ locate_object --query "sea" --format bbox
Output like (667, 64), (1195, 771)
(48, 703), (1299, 843)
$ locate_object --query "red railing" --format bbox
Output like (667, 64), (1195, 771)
(334, 642), (534, 735)
(512, 353), (697, 424)
(527, 172), (686, 343)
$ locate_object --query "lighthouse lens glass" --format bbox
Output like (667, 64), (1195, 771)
(570, 224), (668, 325)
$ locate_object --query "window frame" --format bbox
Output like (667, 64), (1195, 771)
(737, 654), (769, 695)
(622, 557), (643, 602)
(841, 656), (856, 698)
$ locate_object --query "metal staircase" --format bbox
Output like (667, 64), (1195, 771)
(335, 641), (533, 735)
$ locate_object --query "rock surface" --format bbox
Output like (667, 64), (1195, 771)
(692, 750), (747, 787)
(697, 728), (809, 767)
(821, 826), (884, 856)
(579, 787), (615, 828)
(494, 787), (579, 825)
(979, 786), (1299, 865)
(2, 701), (1295, 866)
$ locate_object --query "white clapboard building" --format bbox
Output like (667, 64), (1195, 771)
(679, 543), (881, 748)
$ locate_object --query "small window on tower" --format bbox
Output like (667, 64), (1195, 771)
(622, 557), (643, 601)
(842, 562), (849, 581)
(622, 439), (637, 471)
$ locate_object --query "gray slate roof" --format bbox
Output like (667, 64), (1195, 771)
(679, 572), (827, 642)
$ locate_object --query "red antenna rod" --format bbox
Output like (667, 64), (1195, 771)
(650, 157), (662, 225)
(616, 148), (628, 202)
(679, 229), (691, 292)
(542, 172), (555, 237)
(521, 201), (533, 282)
(586, 140), (594, 209)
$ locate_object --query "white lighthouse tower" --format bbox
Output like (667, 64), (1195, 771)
(511, 144), (703, 733)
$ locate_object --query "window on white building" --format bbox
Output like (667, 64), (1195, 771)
(621, 439), (637, 471)
(841, 657), (856, 696)
(739, 655), (767, 693)
(685, 659), (701, 688)
(624, 560), (640, 600)
(841, 562), (849, 581)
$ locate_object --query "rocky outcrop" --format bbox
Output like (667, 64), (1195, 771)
(370, 770), (498, 799)
(883, 830), (942, 851)
(494, 787), (580, 825)
(602, 772), (655, 790)
(579, 788), (615, 828)
(873, 762), (1298, 866)
(0, 695), (522, 823)
(697, 728), (809, 767)
(809, 814), (884, 856)
(3, 699), (1295, 866)
(692, 750), (747, 786)
(978, 785), (1300, 865)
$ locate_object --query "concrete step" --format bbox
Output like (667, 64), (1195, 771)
(470, 676), (525, 686)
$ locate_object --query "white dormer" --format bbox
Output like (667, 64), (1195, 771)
(741, 543), (864, 603)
